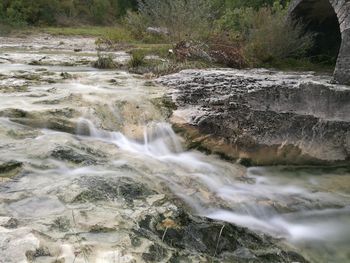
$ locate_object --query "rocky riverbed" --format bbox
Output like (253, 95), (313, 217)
(0, 35), (349, 263)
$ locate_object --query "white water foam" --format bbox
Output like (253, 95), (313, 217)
(75, 118), (350, 244)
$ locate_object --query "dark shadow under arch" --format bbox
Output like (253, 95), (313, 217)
(291, 0), (341, 66)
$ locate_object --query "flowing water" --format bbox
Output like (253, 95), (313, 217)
(0, 36), (350, 263)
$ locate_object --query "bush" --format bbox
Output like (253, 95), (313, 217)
(0, 0), (138, 27)
(128, 50), (146, 68)
(124, 11), (168, 43)
(127, 0), (213, 42)
(208, 35), (247, 68)
(214, 7), (255, 39)
(124, 10), (148, 39)
(214, 2), (314, 66)
(245, 3), (314, 65)
(92, 53), (116, 69)
(173, 41), (211, 62)
(91, 0), (113, 25)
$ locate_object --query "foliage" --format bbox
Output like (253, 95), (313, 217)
(216, 0), (290, 10)
(92, 53), (116, 69)
(214, 2), (314, 66)
(0, 0), (138, 26)
(124, 10), (166, 43)
(0, 0), (322, 72)
(123, 0), (315, 70)
(128, 50), (146, 68)
(126, 0), (213, 42)
(208, 35), (247, 68)
(124, 10), (146, 38)
(90, 0), (113, 25)
(245, 3), (314, 65)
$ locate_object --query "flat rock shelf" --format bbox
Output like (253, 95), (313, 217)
(158, 69), (350, 165)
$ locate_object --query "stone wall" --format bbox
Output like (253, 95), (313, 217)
(289, 0), (350, 85)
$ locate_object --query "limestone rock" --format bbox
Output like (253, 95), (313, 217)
(158, 69), (350, 165)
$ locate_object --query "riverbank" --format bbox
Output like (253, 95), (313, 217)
(1, 26), (336, 74)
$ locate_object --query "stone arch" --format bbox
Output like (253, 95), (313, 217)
(289, 0), (350, 85)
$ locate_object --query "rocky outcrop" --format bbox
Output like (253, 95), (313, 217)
(289, 0), (350, 85)
(159, 69), (350, 165)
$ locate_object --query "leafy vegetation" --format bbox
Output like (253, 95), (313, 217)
(0, 0), (333, 73)
(215, 2), (314, 66)
(133, 0), (212, 41)
(128, 50), (146, 68)
(0, 0), (138, 26)
(125, 0), (325, 71)
(92, 52), (116, 69)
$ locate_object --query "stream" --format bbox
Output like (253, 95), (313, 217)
(0, 35), (350, 263)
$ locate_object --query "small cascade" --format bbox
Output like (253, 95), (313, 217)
(76, 118), (350, 243)
(77, 118), (212, 169)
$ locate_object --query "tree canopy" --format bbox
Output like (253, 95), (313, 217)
(0, 0), (289, 26)
(0, 0), (138, 26)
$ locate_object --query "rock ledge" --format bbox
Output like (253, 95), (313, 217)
(158, 69), (350, 165)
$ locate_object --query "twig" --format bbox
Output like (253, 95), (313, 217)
(162, 227), (168, 242)
(214, 225), (225, 257)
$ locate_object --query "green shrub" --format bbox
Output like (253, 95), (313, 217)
(214, 2), (313, 66)
(0, 0), (138, 27)
(127, 0), (213, 42)
(214, 7), (255, 38)
(128, 50), (146, 68)
(92, 53), (116, 69)
(91, 0), (112, 25)
(215, 0), (290, 10)
(244, 3), (314, 65)
(124, 10), (149, 39)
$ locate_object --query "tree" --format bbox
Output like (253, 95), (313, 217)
(91, 0), (112, 24)
(117, 0), (138, 16)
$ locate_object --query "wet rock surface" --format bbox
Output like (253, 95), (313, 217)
(137, 209), (308, 262)
(0, 161), (23, 183)
(0, 170), (311, 263)
(72, 176), (157, 203)
(158, 69), (350, 165)
(0, 34), (130, 67)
